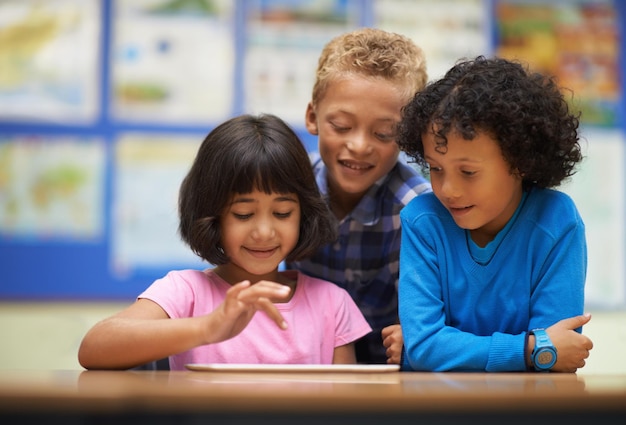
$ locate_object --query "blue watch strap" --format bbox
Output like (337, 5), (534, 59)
(532, 328), (551, 347)
(530, 328), (557, 371)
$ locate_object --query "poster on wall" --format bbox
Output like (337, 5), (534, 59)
(561, 129), (626, 309)
(243, 0), (361, 126)
(111, 0), (235, 125)
(0, 135), (105, 240)
(111, 133), (206, 278)
(494, 0), (621, 127)
(374, 0), (490, 82)
(0, 0), (100, 124)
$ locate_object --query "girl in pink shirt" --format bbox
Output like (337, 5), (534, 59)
(78, 114), (371, 370)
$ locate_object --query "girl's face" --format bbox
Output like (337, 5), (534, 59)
(423, 129), (523, 247)
(218, 189), (301, 283)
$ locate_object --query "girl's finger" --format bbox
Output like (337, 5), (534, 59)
(237, 283), (291, 303)
(254, 297), (288, 330)
(225, 280), (251, 296)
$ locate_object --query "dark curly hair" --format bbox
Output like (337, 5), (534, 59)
(178, 114), (337, 265)
(397, 56), (583, 190)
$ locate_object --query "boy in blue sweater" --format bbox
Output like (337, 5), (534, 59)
(396, 56), (593, 372)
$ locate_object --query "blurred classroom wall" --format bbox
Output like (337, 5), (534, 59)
(1, 0), (625, 370)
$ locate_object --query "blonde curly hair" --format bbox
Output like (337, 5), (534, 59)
(311, 27), (427, 106)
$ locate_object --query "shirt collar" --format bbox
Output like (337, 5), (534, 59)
(312, 156), (391, 226)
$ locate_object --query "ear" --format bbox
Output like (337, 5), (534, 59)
(305, 102), (318, 135)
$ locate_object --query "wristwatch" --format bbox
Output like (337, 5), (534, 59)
(529, 329), (557, 371)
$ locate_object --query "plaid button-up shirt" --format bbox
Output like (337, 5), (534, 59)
(288, 155), (431, 363)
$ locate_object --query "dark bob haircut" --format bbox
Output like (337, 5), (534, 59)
(397, 56), (583, 190)
(178, 114), (337, 265)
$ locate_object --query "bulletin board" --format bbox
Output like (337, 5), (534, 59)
(1, 0), (624, 309)
(0, 0), (361, 299)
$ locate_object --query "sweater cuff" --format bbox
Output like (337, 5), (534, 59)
(525, 331), (533, 372)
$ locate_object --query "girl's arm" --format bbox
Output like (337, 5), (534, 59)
(78, 298), (207, 370)
(332, 343), (357, 364)
(78, 280), (291, 370)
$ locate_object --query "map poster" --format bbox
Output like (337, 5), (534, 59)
(0, 0), (100, 124)
(0, 135), (105, 240)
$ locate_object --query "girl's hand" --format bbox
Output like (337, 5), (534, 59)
(204, 280), (291, 344)
(546, 314), (593, 372)
(382, 324), (404, 365)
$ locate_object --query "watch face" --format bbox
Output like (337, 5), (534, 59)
(537, 350), (555, 366)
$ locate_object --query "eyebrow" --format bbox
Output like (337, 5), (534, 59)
(330, 109), (397, 123)
(424, 154), (483, 164)
(274, 195), (298, 203)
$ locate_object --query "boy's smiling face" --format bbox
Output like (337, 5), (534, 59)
(423, 129), (523, 247)
(306, 76), (407, 217)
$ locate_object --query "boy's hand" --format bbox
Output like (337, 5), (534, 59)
(546, 313), (593, 373)
(382, 324), (403, 364)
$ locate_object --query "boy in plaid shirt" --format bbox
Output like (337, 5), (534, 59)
(288, 28), (431, 364)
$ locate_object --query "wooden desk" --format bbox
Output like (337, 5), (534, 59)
(1, 370), (624, 424)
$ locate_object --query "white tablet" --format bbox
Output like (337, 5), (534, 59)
(185, 363), (400, 373)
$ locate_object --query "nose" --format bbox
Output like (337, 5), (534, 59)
(439, 175), (460, 200)
(251, 217), (275, 240)
(346, 132), (372, 156)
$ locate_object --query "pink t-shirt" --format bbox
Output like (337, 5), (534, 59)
(139, 269), (371, 370)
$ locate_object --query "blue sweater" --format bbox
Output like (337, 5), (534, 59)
(399, 189), (586, 372)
